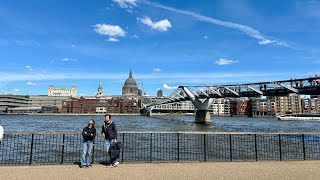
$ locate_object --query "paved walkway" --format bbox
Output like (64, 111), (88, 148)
(1, 161), (320, 180)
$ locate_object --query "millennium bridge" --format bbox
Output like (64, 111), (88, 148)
(142, 76), (320, 124)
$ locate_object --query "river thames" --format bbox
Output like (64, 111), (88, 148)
(1, 114), (320, 133)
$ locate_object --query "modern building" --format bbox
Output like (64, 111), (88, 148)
(0, 95), (30, 113)
(29, 95), (69, 113)
(211, 98), (231, 116)
(301, 97), (319, 113)
(251, 97), (276, 117)
(48, 86), (77, 97)
(157, 90), (163, 97)
(275, 94), (302, 116)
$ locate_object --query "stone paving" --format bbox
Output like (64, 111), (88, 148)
(1, 161), (320, 180)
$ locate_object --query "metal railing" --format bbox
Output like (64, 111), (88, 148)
(1, 132), (320, 165)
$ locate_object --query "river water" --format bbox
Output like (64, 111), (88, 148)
(1, 115), (320, 133)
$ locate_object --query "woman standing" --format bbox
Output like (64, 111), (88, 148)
(80, 119), (96, 168)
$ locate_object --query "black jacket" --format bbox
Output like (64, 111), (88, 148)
(82, 126), (96, 142)
(101, 121), (117, 140)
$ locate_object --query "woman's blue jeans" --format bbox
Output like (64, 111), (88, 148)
(80, 141), (93, 167)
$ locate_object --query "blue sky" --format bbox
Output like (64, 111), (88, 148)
(0, 0), (319, 96)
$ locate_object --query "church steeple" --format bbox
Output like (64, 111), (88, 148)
(96, 83), (103, 97)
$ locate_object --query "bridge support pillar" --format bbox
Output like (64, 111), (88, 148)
(195, 110), (211, 124)
(146, 111), (152, 117)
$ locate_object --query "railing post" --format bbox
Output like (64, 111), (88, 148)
(302, 134), (306, 160)
(229, 134), (232, 162)
(121, 133), (124, 163)
(29, 134), (34, 165)
(254, 134), (258, 161)
(150, 133), (152, 163)
(279, 134), (282, 161)
(92, 144), (95, 164)
(203, 134), (206, 162)
(61, 134), (65, 164)
(177, 133), (180, 162)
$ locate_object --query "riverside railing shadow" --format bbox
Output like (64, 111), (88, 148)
(1, 132), (320, 165)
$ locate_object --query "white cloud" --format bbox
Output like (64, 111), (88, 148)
(203, 36), (208, 39)
(137, 16), (172, 32)
(132, 34), (139, 39)
(258, 39), (275, 45)
(14, 89), (19, 92)
(113, 0), (137, 9)
(111, 0), (288, 46)
(62, 58), (78, 62)
(93, 24), (126, 37)
(163, 84), (177, 90)
(26, 82), (38, 86)
(25, 65), (32, 71)
(108, 37), (120, 42)
(153, 68), (161, 72)
(215, 58), (239, 65)
(142, 1), (288, 47)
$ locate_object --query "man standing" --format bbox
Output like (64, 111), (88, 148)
(80, 119), (96, 168)
(101, 114), (119, 167)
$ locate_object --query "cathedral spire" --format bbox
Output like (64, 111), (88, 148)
(129, 68), (133, 78)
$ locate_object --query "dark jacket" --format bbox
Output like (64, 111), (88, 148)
(101, 121), (117, 140)
(82, 126), (96, 142)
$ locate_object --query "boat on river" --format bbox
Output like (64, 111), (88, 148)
(277, 113), (320, 121)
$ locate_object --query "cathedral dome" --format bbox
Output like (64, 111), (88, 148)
(124, 76), (137, 86)
(122, 69), (139, 97)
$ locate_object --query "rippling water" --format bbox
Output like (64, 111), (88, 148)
(1, 114), (320, 133)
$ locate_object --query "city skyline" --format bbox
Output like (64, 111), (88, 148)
(0, 0), (319, 96)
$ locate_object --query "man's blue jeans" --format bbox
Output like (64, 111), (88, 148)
(105, 139), (115, 164)
(81, 141), (93, 167)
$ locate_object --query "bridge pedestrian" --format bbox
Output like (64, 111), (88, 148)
(80, 119), (96, 168)
(101, 114), (119, 167)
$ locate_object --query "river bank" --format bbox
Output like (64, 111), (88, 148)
(1, 112), (197, 116)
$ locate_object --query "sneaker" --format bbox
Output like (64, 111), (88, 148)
(106, 164), (114, 168)
(80, 165), (87, 168)
(87, 164), (92, 167)
(113, 161), (119, 167)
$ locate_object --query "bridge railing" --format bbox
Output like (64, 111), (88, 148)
(1, 132), (320, 165)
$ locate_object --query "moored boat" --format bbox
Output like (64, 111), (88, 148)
(277, 113), (320, 121)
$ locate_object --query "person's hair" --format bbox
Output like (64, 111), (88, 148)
(88, 119), (96, 126)
(105, 114), (111, 119)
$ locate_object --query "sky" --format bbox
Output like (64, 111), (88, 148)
(0, 0), (319, 96)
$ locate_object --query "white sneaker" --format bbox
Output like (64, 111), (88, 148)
(113, 161), (119, 167)
(106, 164), (114, 168)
